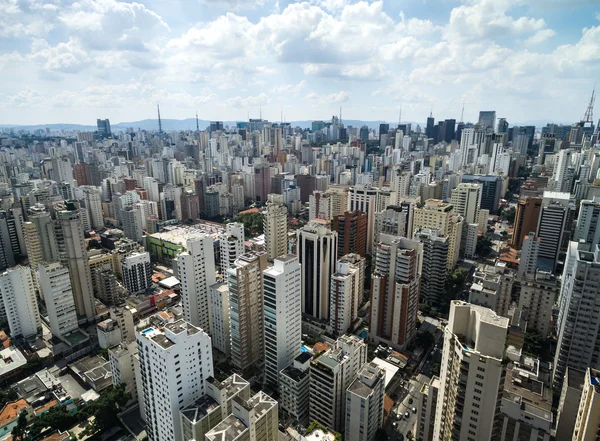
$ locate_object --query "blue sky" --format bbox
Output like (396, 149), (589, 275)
(0, 0), (599, 126)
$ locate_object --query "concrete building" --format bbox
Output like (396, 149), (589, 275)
(174, 235), (216, 332)
(56, 203), (95, 321)
(417, 376), (440, 441)
(204, 391), (278, 441)
(511, 197), (542, 249)
(373, 205), (409, 244)
(121, 205), (144, 243)
(519, 270), (559, 337)
(554, 242), (600, 390)
(413, 199), (463, 270)
(518, 232), (540, 279)
(179, 374), (250, 441)
(220, 222), (245, 271)
(263, 254), (302, 388)
(264, 194), (288, 260)
(209, 283), (231, 356)
(0, 267), (40, 338)
(280, 352), (312, 425)
(536, 191), (575, 272)
(572, 368), (600, 441)
(329, 254), (365, 337)
(468, 261), (515, 317)
(369, 235), (422, 350)
(460, 174), (502, 213)
(451, 183), (482, 256)
(344, 362), (385, 441)
(555, 368), (586, 440)
(109, 341), (139, 405)
(296, 219), (338, 322)
(433, 301), (509, 441)
(122, 251), (152, 295)
(574, 197), (600, 247)
(38, 262), (78, 339)
(136, 320), (214, 441)
(332, 211), (367, 257)
(227, 252), (267, 372)
(309, 335), (367, 433)
(79, 186), (104, 230)
(414, 229), (448, 307)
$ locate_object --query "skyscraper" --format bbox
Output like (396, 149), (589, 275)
(263, 254), (301, 388)
(572, 368), (600, 441)
(536, 191), (575, 272)
(38, 262), (78, 339)
(0, 267), (40, 338)
(56, 202), (95, 321)
(414, 229), (448, 307)
(478, 110), (496, 132)
(460, 174), (502, 213)
(220, 222), (245, 271)
(264, 194), (288, 260)
(136, 320), (214, 441)
(96, 118), (111, 136)
(332, 211), (367, 257)
(329, 254), (365, 336)
(175, 235), (216, 331)
(369, 235), (422, 350)
(296, 219), (338, 322)
(574, 197), (600, 246)
(344, 363), (385, 441)
(511, 197), (542, 249)
(227, 252), (267, 372)
(433, 301), (509, 441)
(122, 251), (152, 295)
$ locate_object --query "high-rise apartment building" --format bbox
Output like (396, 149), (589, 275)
(280, 352), (312, 425)
(208, 283), (231, 356)
(554, 242), (600, 390)
(329, 254), (365, 336)
(369, 235), (422, 350)
(227, 252), (267, 372)
(332, 211), (367, 257)
(413, 199), (463, 270)
(56, 203), (95, 320)
(572, 368), (600, 441)
(0, 267), (40, 338)
(518, 232), (540, 279)
(136, 320), (214, 441)
(121, 205), (144, 243)
(220, 222), (245, 271)
(536, 191), (575, 272)
(574, 197), (600, 246)
(264, 194), (288, 260)
(468, 261), (515, 318)
(174, 236), (216, 332)
(345, 362), (385, 441)
(460, 175), (502, 213)
(38, 262), (78, 339)
(417, 376), (440, 441)
(414, 229), (448, 307)
(121, 251), (152, 294)
(296, 219), (338, 322)
(519, 270), (559, 337)
(433, 301), (509, 441)
(373, 204), (412, 243)
(310, 335), (367, 432)
(511, 197), (542, 249)
(263, 254), (302, 388)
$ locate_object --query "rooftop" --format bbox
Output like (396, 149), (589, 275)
(149, 223), (225, 245)
(0, 346), (27, 377)
(205, 414), (247, 441)
(0, 399), (29, 426)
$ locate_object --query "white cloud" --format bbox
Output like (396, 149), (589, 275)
(225, 93), (271, 108)
(271, 81), (307, 95)
(526, 28), (557, 44)
(306, 90), (350, 104)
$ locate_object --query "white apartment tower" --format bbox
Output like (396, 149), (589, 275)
(121, 205), (144, 243)
(309, 335), (367, 433)
(344, 362), (385, 441)
(574, 197), (600, 247)
(572, 368), (600, 441)
(174, 235), (216, 332)
(209, 283), (231, 356)
(227, 252), (267, 372)
(296, 219), (338, 322)
(369, 235), (422, 351)
(433, 301), (509, 441)
(417, 376), (440, 441)
(329, 254), (365, 336)
(136, 320), (214, 441)
(263, 254), (302, 388)
(0, 267), (40, 338)
(38, 262), (78, 339)
(264, 194), (288, 260)
(220, 222), (245, 271)
(122, 251), (152, 294)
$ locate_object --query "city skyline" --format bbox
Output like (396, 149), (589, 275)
(1, 0), (599, 125)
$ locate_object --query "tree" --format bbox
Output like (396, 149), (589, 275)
(87, 239), (101, 250)
(503, 207), (516, 224)
(28, 406), (79, 438)
(81, 384), (131, 434)
(235, 212), (264, 237)
(476, 237), (493, 258)
(375, 428), (388, 441)
(524, 331), (544, 357)
(0, 388), (18, 408)
(442, 268), (468, 312)
(430, 362), (441, 377)
(11, 412), (28, 441)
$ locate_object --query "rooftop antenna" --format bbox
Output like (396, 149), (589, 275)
(157, 104), (162, 134)
(429, 105), (433, 118)
(399, 105), (402, 126)
(340, 106), (342, 124)
(460, 100), (465, 123)
(196, 111), (199, 132)
(584, 83), (596, 123)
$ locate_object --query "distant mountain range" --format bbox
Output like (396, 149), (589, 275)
(0, 118), (565, 132)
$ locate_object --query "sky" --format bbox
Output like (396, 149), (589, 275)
(0, 0), (599, 126)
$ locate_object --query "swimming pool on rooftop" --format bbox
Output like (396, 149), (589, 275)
(141, 327), (155, 335)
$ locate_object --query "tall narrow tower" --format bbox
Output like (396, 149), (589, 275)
(157, 104), (163, 134)
(583, 85), (595, 123)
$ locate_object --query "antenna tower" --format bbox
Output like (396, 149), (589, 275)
(460, 101), (465, 123)
(584, 85), (596, 123)
(196, 111), (199, 132)
(399, 105), (402, 126)
(157, 104), (163, 134)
